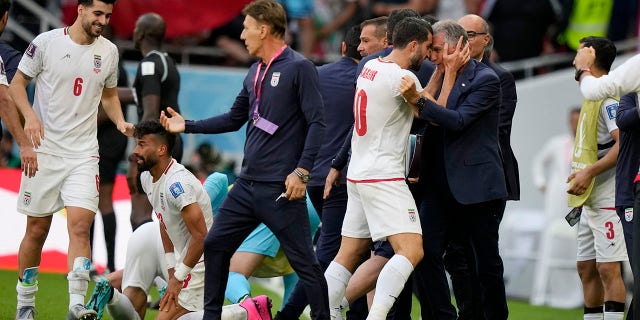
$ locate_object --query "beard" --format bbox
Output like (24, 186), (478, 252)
(408, 51), (425, 71)
(82, 19), (104, 38)
(135, 155), (155, 172)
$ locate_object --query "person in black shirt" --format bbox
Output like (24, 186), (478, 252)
(127, 13), (183, 230)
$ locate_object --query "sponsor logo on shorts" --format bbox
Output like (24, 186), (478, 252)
(170, 182), (185, 198)
(26, 42), (37, 58)
(23, 191), (31, 206)
(625, 207), (633, 222)
(408, 208), (416, 222)
(270, 72), (280, 87)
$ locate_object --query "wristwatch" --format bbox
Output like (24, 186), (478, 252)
(415, 96), (427, 113)
(294, 168), (310, 183)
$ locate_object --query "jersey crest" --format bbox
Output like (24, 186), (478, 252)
(270, 72), (280, 87)
(93, 54), (102, 74)
(170, 181), (185, 198)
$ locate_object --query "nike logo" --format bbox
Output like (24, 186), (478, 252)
(61, 53), (71, 60)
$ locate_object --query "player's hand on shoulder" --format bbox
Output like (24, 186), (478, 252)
(160, 107), (186, 133)
(23, 115), (44, 148)
(399, 75), (419, 104)
(19, 146), (38, 178)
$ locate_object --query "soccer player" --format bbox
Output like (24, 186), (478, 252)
(323, 17), (432, 320)
(127, 12), (184, 230)
(570, 36), (626, 320)
(8, 0), (133, 319)
(160, 1), (329, 319)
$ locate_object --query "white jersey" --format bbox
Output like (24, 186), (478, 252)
(0, 56), (8, 86)
(141, 160), (214, 262)
(586, 97), (619, 208)
(18, 27), (119, 157)
(347, 58), (422, 181)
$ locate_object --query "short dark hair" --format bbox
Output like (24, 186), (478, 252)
(242, 0), (287, 39)
(78, 0), (117, 6)
(360, 16), (388, 40)
(344, 25), (361, 60)
(387, 9), (420, 44)
(134, 120), (176, 155)
(392, 17), (432, 49)
(0, 0), (11, 18)
(579, 36), (616, 72)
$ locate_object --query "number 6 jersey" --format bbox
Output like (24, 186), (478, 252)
(18, 27), (119, 158)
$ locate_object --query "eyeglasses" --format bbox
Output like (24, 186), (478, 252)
(466, 31), (488, 39)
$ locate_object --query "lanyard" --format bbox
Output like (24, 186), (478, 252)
(252, 45), (287, 120)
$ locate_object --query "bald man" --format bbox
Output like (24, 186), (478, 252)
(127, 13), (184, 231)
(440, 14), (518, 320)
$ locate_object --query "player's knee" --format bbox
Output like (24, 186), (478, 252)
(577, 260), (598, 280)
(596, 261), (623, 283)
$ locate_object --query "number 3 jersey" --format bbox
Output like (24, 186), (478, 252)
(140, 159), (214, 261)
(18, 27), (119, 158)
(347, 58), (423, 182)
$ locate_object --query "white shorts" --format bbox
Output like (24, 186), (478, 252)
(178, 261), (205, 312)
(576, 206), (628, 262)
(122, 221), (168, 294)
(17, 153), (99, 216)
(343, 180), (421, 241)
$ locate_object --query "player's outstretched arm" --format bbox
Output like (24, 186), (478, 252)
(9, 70), (43, 148)
(102, 86), (134, 136)
(160, 107), (186, 133)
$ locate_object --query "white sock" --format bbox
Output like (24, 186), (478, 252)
(604, 312), (624, 320)
(68, 257), (91, 308)
(584, 313), (603, 320)
(221, 304), (248, 320)
(153, 276), (167, 289)
(325, 261), (352, 320)
(16, 280), (38, 309)
(106, 290), (141, 320)
(367, 255), (413, 320)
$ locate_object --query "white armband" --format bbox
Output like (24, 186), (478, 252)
(165, 252), (177, 269)
(174, 262), (192, 282)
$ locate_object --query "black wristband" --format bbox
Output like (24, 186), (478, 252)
(574, 68), (591, 82)
(415, 96), (427, 113)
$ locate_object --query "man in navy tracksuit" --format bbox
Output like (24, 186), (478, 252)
(615, 92), (639, 320)
(160, 1), (329, 319)
(276, 25), (368, 320)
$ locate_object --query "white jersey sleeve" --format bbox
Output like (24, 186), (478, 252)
(599, 98), (619, 134)
(18, 30), (53, 79)
(165, 173), (199, 211)
(105, 45), (119, 88)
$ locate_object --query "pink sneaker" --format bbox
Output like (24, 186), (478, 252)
(252, 295), (273, 320)
(239, 295), (272, 320)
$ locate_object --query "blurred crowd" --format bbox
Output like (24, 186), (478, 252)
(4, 0), (638, 67)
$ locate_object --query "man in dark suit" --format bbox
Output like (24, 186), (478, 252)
(437, 14), (519, 320)
(400, 19), (508, 320)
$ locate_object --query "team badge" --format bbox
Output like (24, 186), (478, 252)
(23, 191), (31, 206)
(625, 207), (633, 222)
(93, 54), (102, 74)
(170, 182), (185, 198)
(408, 208), (417, 222)
(270, 72), (280, 87)
(26, 42), (37, 59)
(160, 192), (166, 211)
(606, 103), (617, 120)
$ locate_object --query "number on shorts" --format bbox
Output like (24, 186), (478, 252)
(73, 77), (83, 96)
(182, 273), (191, 288)
(354, 88), (368, 136)
(605, 221), (615, 240)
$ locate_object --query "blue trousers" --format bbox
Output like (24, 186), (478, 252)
(202, 179), (329, 319)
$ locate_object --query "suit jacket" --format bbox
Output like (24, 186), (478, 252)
(420, 59), (507, 205)
(486, 60), (520, 201)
